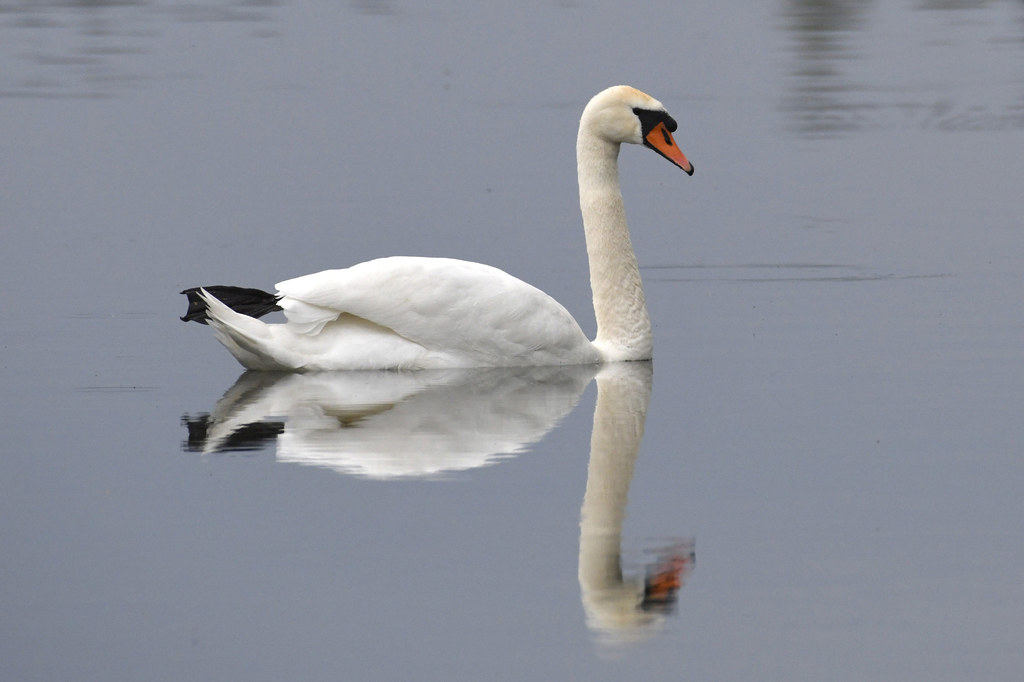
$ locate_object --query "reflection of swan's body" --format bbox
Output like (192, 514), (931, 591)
(183, 362), (692, 641)
(184, 365), (596, 478)
(579, 363), (694, 644)
(180, 85), (693, 370)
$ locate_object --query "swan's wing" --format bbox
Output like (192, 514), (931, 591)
(275, 256), (596, 364)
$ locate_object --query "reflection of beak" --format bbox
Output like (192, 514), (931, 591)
(641, 551), (695, 611)
(644, 122), (694, 176)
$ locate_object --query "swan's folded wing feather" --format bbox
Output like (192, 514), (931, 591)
(275, 256), (596, 363)
(275, 298), (340, 336)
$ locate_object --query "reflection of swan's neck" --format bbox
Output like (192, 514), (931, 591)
(577, 126), (652, 362)
(580, 363), (651, 536)
(578, 362), (653, 631)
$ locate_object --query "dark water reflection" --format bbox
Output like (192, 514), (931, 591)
(0, 0), (282, 98)
(781, 0), (1024, 135)
(7, 0), (1024, 127)
(781, 0), (874, 135)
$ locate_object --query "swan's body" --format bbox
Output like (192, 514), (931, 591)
(182, 85), (692, 371)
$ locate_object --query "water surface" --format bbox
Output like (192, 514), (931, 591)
(2, 1), (1023, 680)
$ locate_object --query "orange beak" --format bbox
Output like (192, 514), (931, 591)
(644, 122), (694, 175)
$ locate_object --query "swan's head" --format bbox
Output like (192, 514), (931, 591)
(581, 85), (694, 175)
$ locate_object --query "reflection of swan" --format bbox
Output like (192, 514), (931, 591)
(183, 362), (692, 641)
(183, 365), (596, 478)
(579, 363), (694, 645)
(180, 85), (693, 370)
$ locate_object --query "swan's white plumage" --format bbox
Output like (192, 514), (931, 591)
(192, 85), (690, 371)
(199, 257), (597, 370)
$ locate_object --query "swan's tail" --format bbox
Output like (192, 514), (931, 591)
(180, 285), (282, 324)
(189, 288), (298, 370)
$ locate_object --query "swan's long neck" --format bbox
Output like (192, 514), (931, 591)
(577, 126), (653, 361)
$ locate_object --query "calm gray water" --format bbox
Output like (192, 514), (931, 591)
(2, 1), (1023, 680)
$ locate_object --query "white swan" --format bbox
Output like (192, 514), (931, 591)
(181, 85), (693, 370)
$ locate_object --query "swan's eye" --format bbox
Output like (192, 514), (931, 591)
(633, 107), (678, 136)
